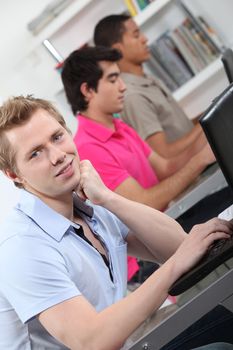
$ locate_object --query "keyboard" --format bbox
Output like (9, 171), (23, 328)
(169, 234), (233, 296)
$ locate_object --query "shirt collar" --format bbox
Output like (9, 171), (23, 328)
(16, 189), (93, 242)
(78, 114), (122, 142)
(121, 72), (154, 87)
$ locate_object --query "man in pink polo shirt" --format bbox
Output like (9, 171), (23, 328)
(61, 46), (217, 282)
(61, 46), (215, 214)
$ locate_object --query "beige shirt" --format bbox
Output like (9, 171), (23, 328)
(121, 72), (193, 142)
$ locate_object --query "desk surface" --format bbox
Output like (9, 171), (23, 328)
(129, 266), (233, 350)
(165, 163), (228, 219)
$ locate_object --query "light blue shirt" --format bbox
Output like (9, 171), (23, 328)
(0, 189), (129, 349)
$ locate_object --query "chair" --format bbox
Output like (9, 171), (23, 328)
(200, 83), (233, 194)
(221, 48), (233, 83)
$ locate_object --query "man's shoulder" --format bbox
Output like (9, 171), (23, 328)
(0, 209), (37, 246)
(0, 211), (38, 268)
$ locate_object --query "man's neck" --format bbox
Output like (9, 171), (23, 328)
(118, 61), (144, 76)
(36, 191), (74, 221)
(81, 110), (115, 130)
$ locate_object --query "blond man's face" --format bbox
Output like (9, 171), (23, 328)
(5, 109), (81, 202)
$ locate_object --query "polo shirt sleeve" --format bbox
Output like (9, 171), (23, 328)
(125, 122), (153, 159)
(122, 93), (163, 140)
(0, 236), (80, 323)
(78, 143), (131, 191)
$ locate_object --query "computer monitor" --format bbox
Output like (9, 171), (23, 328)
(200, 83), (233, 194)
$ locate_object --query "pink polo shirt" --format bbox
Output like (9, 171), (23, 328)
(74, 115), (159, 281)
(74, 115), (159, 190)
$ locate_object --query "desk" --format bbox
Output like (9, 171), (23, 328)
(129, 266), (233, 350)
(165, 163), (228, 219)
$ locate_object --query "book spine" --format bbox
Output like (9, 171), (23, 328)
(182, 18), (215, 65)
(146, 52), (179, 92)
(136, 0), (148, 11)
(131, 0), (141, 13)
(179, 20), (210, 66)
(124, 0), (138, 16)
(198, 16), (226, 52)
(179, 2), (221, 55)
(150, 33), (193, 86)
(168, 29), (200, 75)
(176, 25), (206, 70)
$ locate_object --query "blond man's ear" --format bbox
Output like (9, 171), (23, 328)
(4, 169), (23, 185)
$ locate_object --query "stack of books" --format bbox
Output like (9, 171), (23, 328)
(145, 2), (225, 92)
(124, 0), (155, 17)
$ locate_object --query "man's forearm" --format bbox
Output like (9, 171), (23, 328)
(147, 124), (203, 158)
(92, 260), (175, 349)
(154, 153), (207, 208)
(114, 153), (207, 216)
(100, 190), (185, 260)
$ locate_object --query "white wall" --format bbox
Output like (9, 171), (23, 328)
(0, 0), (76, 129)
(0, 0), (52, 218)
(1, 0), (53, 98)
(0, 173), (19, 223)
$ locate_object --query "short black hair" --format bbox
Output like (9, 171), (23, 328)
(94, 14), (131, 48)
(61, 46), (122, 115)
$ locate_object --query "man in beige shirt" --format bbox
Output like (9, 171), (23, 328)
(94, 14), (206, 160)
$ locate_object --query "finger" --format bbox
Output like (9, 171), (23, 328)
(205, 218), (233, 235)
(75, 185), (87, 201)
(205, 231), (231, 247)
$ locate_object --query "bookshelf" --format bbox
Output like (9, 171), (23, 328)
(174, 58), (223, 102)
(24, 0), (233, 121)
(174, 57), (228, 118)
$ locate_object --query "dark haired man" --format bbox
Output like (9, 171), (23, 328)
(61, 46), (221, 222)
(0, 95), (232, 349)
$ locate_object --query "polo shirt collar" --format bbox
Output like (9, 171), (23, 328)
(16, 189), (93, 242)
(78, 114), (121, 142)
(121, 72), (154, 87)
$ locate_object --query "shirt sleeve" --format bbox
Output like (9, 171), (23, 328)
(122, 93), (163, 140)
(78, 143), (131, 191)
(124, 121), (153, 159)
(0, 237), (80, 323)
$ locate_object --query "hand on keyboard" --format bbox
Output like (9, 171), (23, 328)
(167, 218), (233, 295)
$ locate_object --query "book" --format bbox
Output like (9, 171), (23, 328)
(150, 32), (193, 86)
(179, 20), (210, 66)
(131, 0), (141, 13)
(168, 29), (201, 75)
(175, 25), (206, 70)
(136, 0), (148, 11)
(145, 54), (179, 92)
(179, 1), (222, 55)
(124, 0), (138, 16)
(198, 16), (226, 52)
(182, 17), (216, 65)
